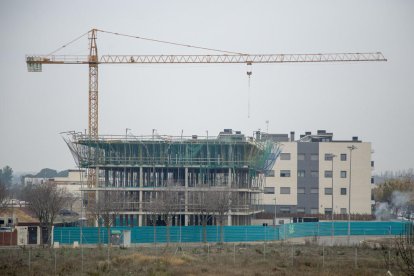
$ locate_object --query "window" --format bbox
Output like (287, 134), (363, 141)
(324, 188), (332, 195)
(297, 188), (305, 194)
(371, 161), (375, 167)
(298, 154), (305, 161)
(280, 187), (291, 194)
(311, 188), (319, 194)
(297, 208), (305, 213)
(266, 170), (275, 177)
(341, 188), (347, 195)
(341, 171), (347, 178)
(264, 187), (275, 194)
(340, 208), (347, 214)
(310, 208), (319, 215)
(341, 154), (347, 161)
(280, 207), (291, 214)
(310, 170), (318, 177)
(280, 153), (291, 160)
(280, 170), (291, 177)
(297, 170), (305, 177)
(325, 154), (333, 161)
(311, 154), (319, 161)
(324, 208), (332, 215)
(324, 170), (333, 178)
(371, 177), (375, 184)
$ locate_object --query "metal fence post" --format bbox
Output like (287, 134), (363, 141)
(264, 227), (266, 260)
(317, 222), (320, 243)
(233, 243), (236, 265)
(28, 247), (31, 274)
(322, 245), (325, 268)
(354, 247), (358, 268)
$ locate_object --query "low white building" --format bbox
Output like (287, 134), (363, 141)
(49, 170), (86, 214)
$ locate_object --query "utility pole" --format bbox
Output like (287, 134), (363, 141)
(347, 145), (357, 245)
(330, 153), (336, 244)
(330, 154), (336, 221)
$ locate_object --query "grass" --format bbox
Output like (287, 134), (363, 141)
(0, 240), (405, 275)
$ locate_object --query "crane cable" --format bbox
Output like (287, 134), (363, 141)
(97, 29), (248, 55)
(46, 30), (90, 56)
(45, 29), (254, 117)
(98, 28), (254, 117)
(247, 64), (252, 118)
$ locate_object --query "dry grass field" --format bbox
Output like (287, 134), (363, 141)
(0, 240), (405, 275)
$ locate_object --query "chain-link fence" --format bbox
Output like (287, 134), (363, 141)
(0, 240), (401, 275)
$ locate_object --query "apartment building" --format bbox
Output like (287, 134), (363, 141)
(261, 130), (373, 216)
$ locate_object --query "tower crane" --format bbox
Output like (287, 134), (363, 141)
(26, 28), (387, 189)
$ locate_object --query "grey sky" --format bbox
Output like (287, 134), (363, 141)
(0, 0), (413, 173)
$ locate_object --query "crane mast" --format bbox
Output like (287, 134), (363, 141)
(88, 29), (99, 140)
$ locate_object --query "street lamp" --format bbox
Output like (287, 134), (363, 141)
(328, 153), (336, 245)
(347, 145), (357, 245)
(179, 197), (184, 244)
(329, 154), (337, 221)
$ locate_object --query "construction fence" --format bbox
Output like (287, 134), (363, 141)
(53, 221), (410, 245)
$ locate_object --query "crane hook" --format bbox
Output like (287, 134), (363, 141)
(246, 61), (252, 76)
(246, 62), (252, 118)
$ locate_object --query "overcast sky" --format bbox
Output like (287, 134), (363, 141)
(0, 0), (413, 174)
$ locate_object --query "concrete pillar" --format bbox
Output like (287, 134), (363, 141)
(227, 214), (232, 226)
(104, 170), (109, 187)
(228, 168), (231, 188)
(138, 167), (143, 227)
(185, 167), (189, 226)
(95, 166), (100, 187)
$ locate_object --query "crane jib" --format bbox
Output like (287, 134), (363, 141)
(26, 53), (387, 67)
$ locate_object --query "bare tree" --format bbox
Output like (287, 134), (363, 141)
(193, 189), (216, 242)
(160, 188), (179, 244)
(24, 183), (71, 245)
(144, 192), (161, 245)
(96, 190), (124, 245)
(88, 192), (103, 245)
(383, 224), (414, 275)
(0, 180), (9, 212)
(211, 188), (233, 243)
(394, 235), (414, 275)
(144, 186), (179, 245)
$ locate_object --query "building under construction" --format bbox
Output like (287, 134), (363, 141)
(65, 129), (279, 227)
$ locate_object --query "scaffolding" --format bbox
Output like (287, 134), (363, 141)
(64, 130), (280, 226)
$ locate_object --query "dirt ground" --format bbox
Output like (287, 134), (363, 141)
(0, 240), (405, 275)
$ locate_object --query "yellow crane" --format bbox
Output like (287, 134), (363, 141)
(26, 28), (387, 189)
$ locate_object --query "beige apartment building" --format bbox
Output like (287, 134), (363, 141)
(261, 130), (373, 216)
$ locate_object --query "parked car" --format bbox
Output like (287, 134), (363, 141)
(0, 227), (12, 232)
(59, 209), (79, 216)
